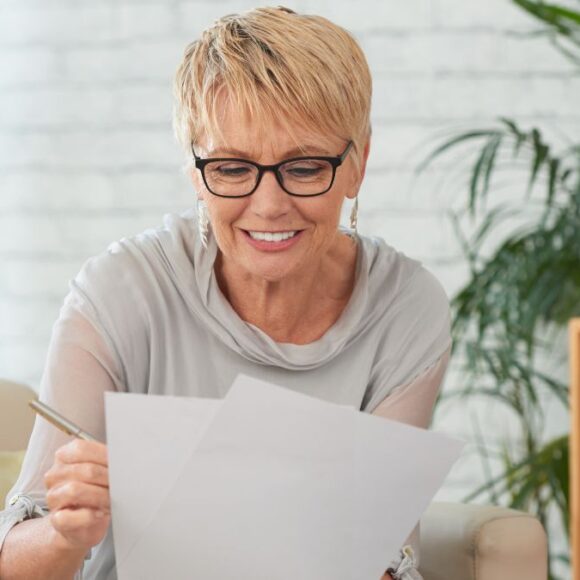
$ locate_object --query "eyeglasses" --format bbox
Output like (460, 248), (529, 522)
(191, 141), (353, 198)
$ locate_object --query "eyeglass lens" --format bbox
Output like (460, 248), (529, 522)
(203, 158), (335, 196)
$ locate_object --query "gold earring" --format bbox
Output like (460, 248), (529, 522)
(349, 196), (358, 234)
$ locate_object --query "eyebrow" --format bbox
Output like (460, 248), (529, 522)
(206, 145), (333, 159)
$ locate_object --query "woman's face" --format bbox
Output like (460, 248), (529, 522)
(191, 103), (369, 283)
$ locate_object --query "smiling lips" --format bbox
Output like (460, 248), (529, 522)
(247, 230), (298, 242)
(242, 229), (304, 251)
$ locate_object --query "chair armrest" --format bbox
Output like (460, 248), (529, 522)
(418, 501), (548, 580)
(0, 380), (36, 451)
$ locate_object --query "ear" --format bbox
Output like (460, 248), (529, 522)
(346, 136), (371, 200)
(359, 136), (371, 181)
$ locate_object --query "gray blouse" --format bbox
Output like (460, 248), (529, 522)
(0, 209), (451, 579)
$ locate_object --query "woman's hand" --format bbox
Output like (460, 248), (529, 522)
(44, 439), (110, 552)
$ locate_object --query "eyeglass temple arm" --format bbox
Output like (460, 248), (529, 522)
(339, 141), (354, 161)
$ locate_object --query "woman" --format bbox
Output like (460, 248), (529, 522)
(0, 7), (450, 580)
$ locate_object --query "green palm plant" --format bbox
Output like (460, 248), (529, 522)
(417, 2), (580, 578)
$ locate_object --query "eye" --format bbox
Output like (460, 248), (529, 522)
(282, 160), (331, 181)
(215, 163), (252, 177)
(288, 166), (323, 177)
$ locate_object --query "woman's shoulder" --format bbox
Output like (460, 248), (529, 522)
(358, 233), (449, 315)
(68, 210), (202, 335)
(75, 209), (199, 295)
(63, 210), (203, 385)
(357, 235), (452, 411)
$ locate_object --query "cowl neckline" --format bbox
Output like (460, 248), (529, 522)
(150, 209), (418, 371)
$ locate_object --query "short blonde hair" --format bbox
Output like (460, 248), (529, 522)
(172, 6), (372, 171)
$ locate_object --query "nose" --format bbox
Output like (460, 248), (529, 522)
(248, 169), (292, 221)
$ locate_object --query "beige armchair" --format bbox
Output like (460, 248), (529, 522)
(0, 379), (548, 579)
(420, 501), (548, 580)
(0, 379), (35, 452)
(0, 379), (36, 505)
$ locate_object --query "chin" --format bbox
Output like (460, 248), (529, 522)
(243, 260), (297, 283)
(237, 240), (309, 281)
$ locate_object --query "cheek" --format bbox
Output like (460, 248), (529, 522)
(206, 200), (245, 235)
(309, 194), (345, 224)
(297, 200), (344, 245)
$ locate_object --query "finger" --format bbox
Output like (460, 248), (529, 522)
(51, 508), (110, 535)
(45, 462), (109, 489)
(54, 439), (108, 467)
(47, 481), (111, 513)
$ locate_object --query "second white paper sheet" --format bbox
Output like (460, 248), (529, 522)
(106, 375), (463, 580)
(105, 393), (221, 570)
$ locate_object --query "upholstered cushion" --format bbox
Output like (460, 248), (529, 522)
(419, 501), (548, 580)
(0, 380), (36, 451)
(0, 450), (26, 506)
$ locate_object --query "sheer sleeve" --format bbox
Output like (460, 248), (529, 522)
(0, 290), (124, 576)
(371, 346), (451, 579)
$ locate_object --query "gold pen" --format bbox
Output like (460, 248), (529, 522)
(29, 399), (100, 442)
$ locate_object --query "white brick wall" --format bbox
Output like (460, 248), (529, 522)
(0, 0), (573, 568)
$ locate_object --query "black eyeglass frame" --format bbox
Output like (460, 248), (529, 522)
(191, 140), (353, 198)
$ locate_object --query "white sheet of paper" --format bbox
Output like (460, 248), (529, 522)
(106, 375), (463, 580)
(105, 393), (221, 568)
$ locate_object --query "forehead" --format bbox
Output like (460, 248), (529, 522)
(198, 90), (342, 159)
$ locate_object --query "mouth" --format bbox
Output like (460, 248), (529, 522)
(246, 230), (299, 242)
(240, 229), (305, 251)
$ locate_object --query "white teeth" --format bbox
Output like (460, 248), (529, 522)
(248, 230), (298, 242)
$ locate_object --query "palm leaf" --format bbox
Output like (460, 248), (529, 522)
(528, 128), (551, 195)
(415, 130), (500, 175)
(463, 436), (568, 504)
(513, 0), (580, 34)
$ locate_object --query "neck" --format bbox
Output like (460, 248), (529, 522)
(215, 234), (358, 344)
